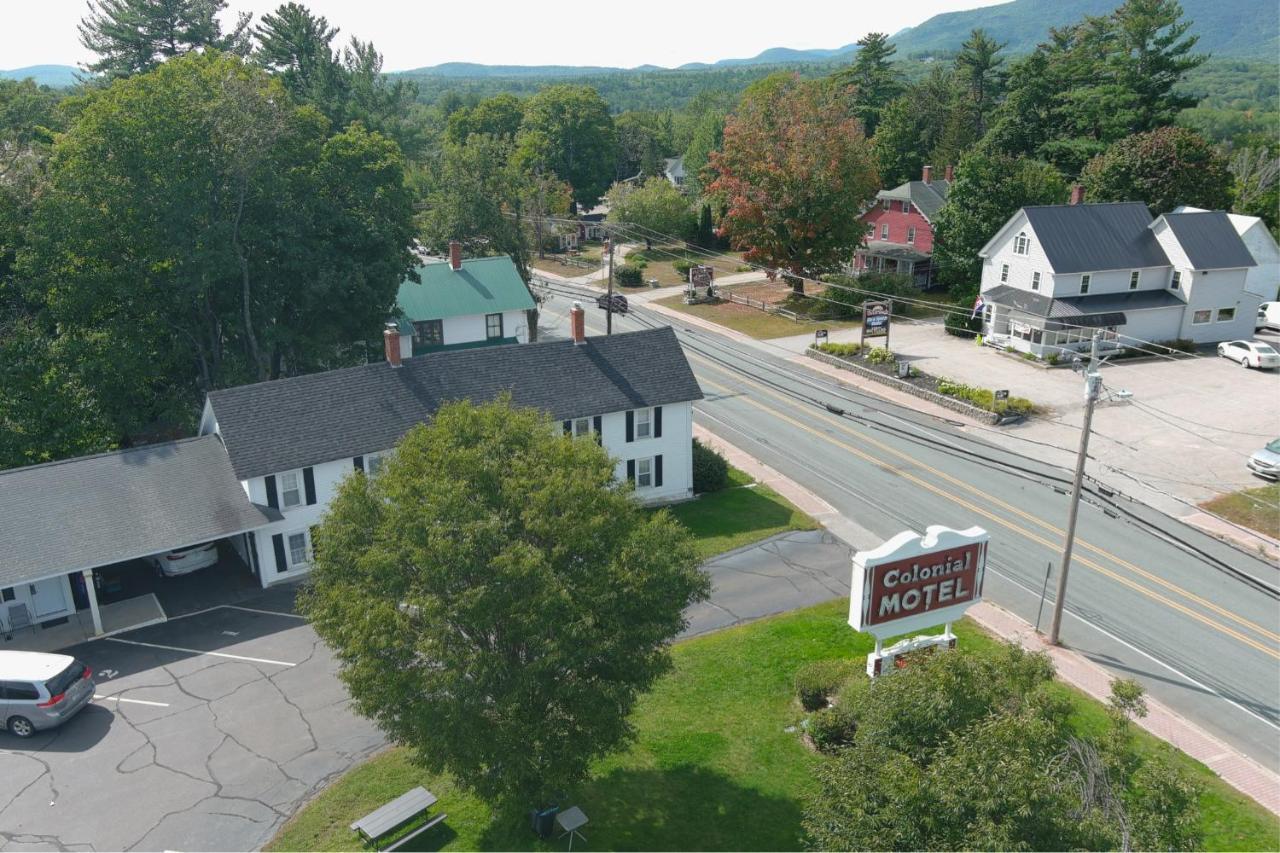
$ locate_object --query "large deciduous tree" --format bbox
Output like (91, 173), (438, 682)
(445, 93), (525, 145)
(515, 84), (616, 209)
(708, 75), (878, 293)
(606, 177), (695, 243)
(79, 0), (252, 78)
(1081, 126), (1232, 215)
(299, 397), (710, 808)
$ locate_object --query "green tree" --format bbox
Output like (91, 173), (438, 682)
(605, 177), (695, 243)
(299, 397), (710, 808)
(613, 110), (674, 181)
(1229, 146), (1279, 233)
(833, 32), (901, 137)
(872, 97), (927, 187)
(1081, 126), (1232, 215)
(681, 109), (725, 198)
(709, 76), (879, 293)
(253, 3), (342, 111)
(445, 93), (525, 145)
(78, 0), (252, 78)
(1112, 0), (1204, 131)
(932, 149), (1067, 294)
(954, 29), (1006, 139)
(515, 84), (617, 209)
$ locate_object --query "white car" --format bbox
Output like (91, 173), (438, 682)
(147, 541), (219, 577)
(1248, 438), (1280, 480)
(1257, 301), (1280, 332)
(1217, 340), (1280, 369)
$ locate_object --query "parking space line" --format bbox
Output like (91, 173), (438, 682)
(94, 694), (170, 708)
(105, 638), (297, 667)
(223, 605), (308, 619)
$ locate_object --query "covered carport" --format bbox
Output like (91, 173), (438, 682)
(0, 435), (281, 649)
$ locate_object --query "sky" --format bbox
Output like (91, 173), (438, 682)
(1, 0), (1009, 72)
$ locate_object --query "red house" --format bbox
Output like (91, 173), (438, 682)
(852, 165), (952, 289)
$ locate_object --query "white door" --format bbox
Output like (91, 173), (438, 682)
(29, 578), (68, 619)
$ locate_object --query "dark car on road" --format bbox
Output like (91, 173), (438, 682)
(596, 293), (628, 314)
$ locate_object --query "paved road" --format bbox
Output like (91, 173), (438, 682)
(536, 281), (1280, 771)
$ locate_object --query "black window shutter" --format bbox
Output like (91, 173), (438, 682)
(654, 406), (663, 438)
(272, 534), (287, 573)
(353, 456), (364, 472)
(626, 459), (636, 482)
(247, 533), (260, 576)
(265, 475), (278, 509)
(563, 420), (571, 435)
(303, 466), (316, 505)
(625, 410), (634, 442)
(593, 415), (602, 443)
(655, 454), (664, 487)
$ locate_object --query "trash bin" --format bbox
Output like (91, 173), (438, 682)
(648, 278), (659, 288)
(530, 804), (560, 839)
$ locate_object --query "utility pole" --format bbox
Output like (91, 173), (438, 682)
(1048, 330), (1103, 646)
(605, 230), (615, 335)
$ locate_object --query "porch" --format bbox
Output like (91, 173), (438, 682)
(853, 241), (936, 288)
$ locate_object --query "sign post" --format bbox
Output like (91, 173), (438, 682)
(850, 525), (989, 676)
(861, 300), (890, 350)
(815, 328), (829, 344)
(994, 388), (1009, 414)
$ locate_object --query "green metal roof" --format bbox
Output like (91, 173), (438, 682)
(395, 256), (535, 326)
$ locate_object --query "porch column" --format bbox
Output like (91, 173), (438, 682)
(82, 569), (103, 636)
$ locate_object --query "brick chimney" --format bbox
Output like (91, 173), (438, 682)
(449, 240), (462, 271)
(922, 165), (933, 183)
(1070, 184), (1085, 205)
(570, 301), (585, 345)
(945, 164), (954, 182)
(383, 324), (401, 367)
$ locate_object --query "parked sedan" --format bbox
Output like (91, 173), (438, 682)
(1217, 340), (1280, 369)
(1247, 438), (1280, 480)
(147, 540), (219, 577)
(596, 293), (628, 314)
(0, 651), (96, 738)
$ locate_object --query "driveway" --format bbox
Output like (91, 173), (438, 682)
(0, 585), (383, 852)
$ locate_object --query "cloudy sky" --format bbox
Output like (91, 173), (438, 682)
(2, 0), (1007, 71)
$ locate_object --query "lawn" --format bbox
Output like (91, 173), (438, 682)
(529, 253), (603, 281)
(662, 466), (819, 559)
(268, 602), (1278, 852)
(624, 245), (747, 287)
(1200, 482), (1280, 540)
(654, 294), (861, 340)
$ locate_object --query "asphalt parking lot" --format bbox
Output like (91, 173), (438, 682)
(0, 586), (384, 852)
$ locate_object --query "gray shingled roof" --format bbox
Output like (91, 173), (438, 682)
(1023, 203), (1169, 274)
(0, 436), (281, 587)
(208, 326), (703, 481)
(878, 179), (951, 220)
(1157, 211), (1258, 270)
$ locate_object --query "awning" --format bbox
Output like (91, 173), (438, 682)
(1046, 312), (1127, 331)
(861, 241), (931, 263)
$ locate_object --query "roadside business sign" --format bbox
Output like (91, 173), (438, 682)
(849, 525), (989, 641)
(815, 328), (829, 342)
(862, 300), (890, 344)
(689, 265), (714, 287)
(994, 389), (1009, 400)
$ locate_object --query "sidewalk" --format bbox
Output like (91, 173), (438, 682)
(696, 423), (1280, 816)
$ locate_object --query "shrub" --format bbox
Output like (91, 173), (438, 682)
(628, 257), (649, 270)
(1021, 351), (1038, 361)
(795, 659), (859, 711)
(1155, 338), (1196, 354)
(736, 265), (753, 272)
(866, 346), (894, 365)
(1045, 353), (1060, 365)
(615, 264), (643, 286)
(673, 259), (695, 277)
(809, 704), (857, 753)
(691, 439), (730, 493)
(815, 341), (861, 358)
(1004, 345), (1017, 353)
(944, 309), (982, 338)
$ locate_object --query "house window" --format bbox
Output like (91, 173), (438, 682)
(880, 224), (889, 240)
(636, 458), (653, 488)
(1192, 310), (1211, 324)
(1129, 271), (1140, 290)
(1080, 274), (1091, 294)
(280, 471), (302, 509)
(907, 226), (916, 244)
(1170, 271), (1181, 290)
(1000, 264), (1009, 283)
(287, 531), (311, 568)
(572, 417), (591, 437)
(485, 313), (503, 340)
(1, 587), (13, 602)
(412, 319), (443, 349)
(881, 198), (891, 211)
(900, 200), (910, 213)
(366, 454), (385, 475)
(1014, 232), (1030, 255)
(1217, 307), (1236, 322)
(1031, 272), (1041, 292)
(635, 408), (652, 439)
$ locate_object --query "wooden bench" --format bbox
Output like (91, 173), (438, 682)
(350, 786), (447, 852)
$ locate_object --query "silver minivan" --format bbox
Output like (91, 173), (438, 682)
(0, 651), (96, 738)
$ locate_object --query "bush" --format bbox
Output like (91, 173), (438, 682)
(795, 659), (859, 711)
(1021, 351), (1038, 361)
(936, 378), (1035, 414)
(866, 346), (894, 365)
(615, 264), (643, 286)
(691, 439), (729, 493)
(944, 308), (982, 338)
(815, 341), (862, 358)
(809, 704), (857, 753)
(628, 257), (649, 270)
(1156, 338), (1197, 354)
(673, 259), (695, 277)
(1045, 352), (1060, 366)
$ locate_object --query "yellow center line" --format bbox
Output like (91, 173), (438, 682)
(693, 366), (1279, 660)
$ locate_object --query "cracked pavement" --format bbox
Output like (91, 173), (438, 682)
(0, 587), (384, 852)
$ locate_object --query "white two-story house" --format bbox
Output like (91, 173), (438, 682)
(976, 199), (1260, 357)
(200, 312), (701, 586)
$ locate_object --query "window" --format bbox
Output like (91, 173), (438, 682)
(1192, 309), (1211, 324)
(366, 454), (385, 475)
(635, 408), (652, 439)
(880, 223), (889, 240)
(1031, 272), (1041, 292)
(0, 682), (40, 701)
(1, 587), (13, 602)
(1000, 264), (1009, 283)
(1080, 274), (1091, 294)
(901, 200), (910, 213)
(572, 417), (591, 437)
(907, 226), (916, 244)
(636, 458), (653, 488)
(1129, 271), (1140, 290)
(287, 531), (311, 568)
(1014, 232), (1030, 255)
(881, 198), (891, 211)
(485, 313), (503, 340)
(412, 319), (443, 349)
(1217, 307), (1236, 322)
(280, 471), (302, 509)
(1170, 271), (1181, 290)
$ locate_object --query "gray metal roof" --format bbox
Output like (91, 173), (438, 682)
(1045, 313), (1127, 331)
(982, 284), (1053, 315)
(208, 326), (703, 481)
(1023, 203), (1169, 274)
(0, 436), (281, 587)
(1157, 211), (1258, 270)
(983, 284), (1185, 320)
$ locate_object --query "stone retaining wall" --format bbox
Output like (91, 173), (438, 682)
(805, 347), (1002, 425)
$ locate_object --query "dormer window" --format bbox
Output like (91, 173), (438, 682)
(1129, 271), (1140, 290)
(1014, 232), (1030, 255)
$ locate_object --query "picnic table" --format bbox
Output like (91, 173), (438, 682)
(350, 786), (446, 851)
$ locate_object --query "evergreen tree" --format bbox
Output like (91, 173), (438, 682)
(79, 0), (252, 78)
(834, 32), (902, 137)
(954, 29), (1007, 138)
(253, 3), (341, 110)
